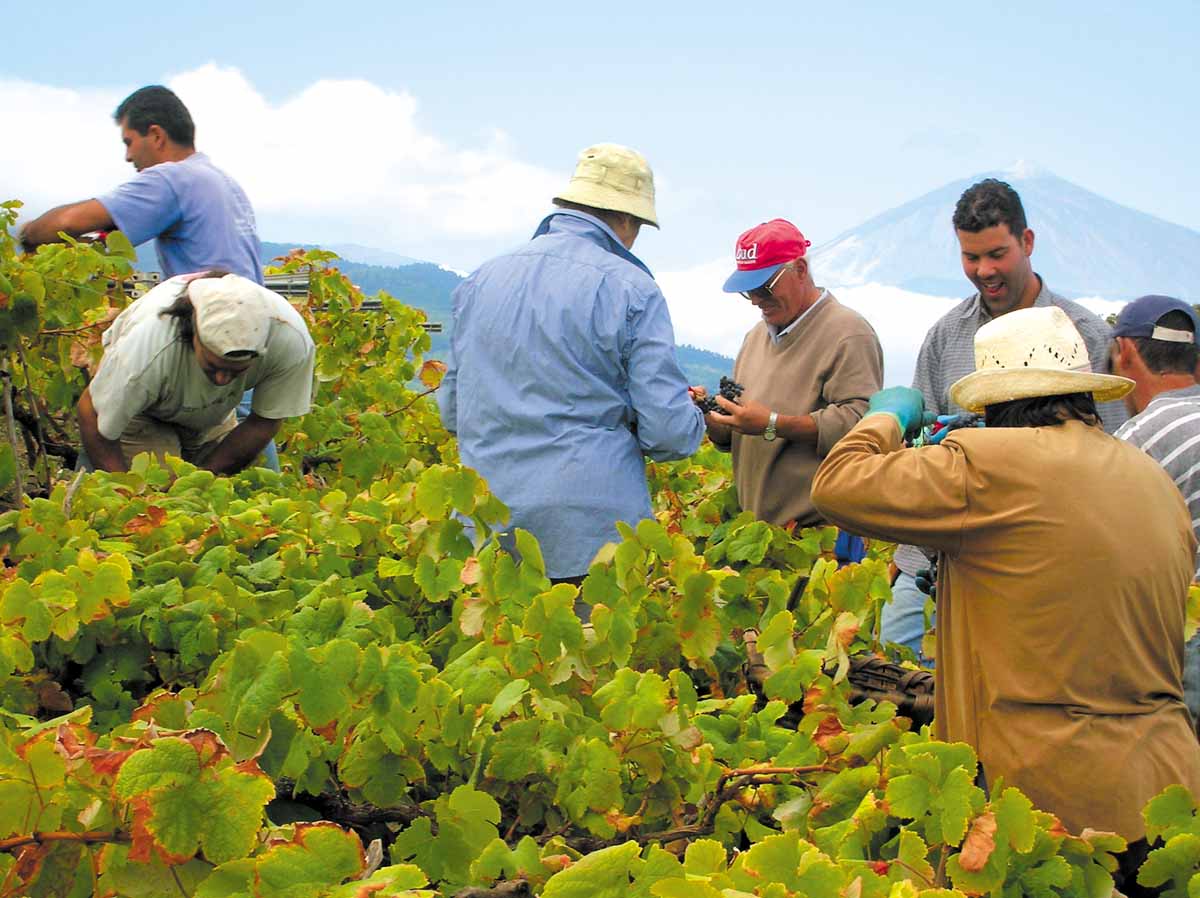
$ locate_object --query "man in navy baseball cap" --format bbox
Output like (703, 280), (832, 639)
(1111, 294), (1200, 344)
(1109, 293), (1200, 737)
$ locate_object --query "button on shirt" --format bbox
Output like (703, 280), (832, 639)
(438, 210), (705, 578)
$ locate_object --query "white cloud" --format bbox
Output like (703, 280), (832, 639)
(0, 65), (563, 251)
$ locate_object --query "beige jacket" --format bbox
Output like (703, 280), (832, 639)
(812, 415), (1200, 839)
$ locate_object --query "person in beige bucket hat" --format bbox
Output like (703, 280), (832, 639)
(439, 143), (702, 608)
(812, 306), (1200, 880)
(554, 143), (658, 229)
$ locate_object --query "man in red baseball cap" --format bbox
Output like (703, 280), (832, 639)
(694, 218), (883, 542)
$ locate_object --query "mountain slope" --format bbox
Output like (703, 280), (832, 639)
(810, 163), (1200, 301)
(136, 242), (732, 389)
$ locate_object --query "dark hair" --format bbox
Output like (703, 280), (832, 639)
(983, 392), (1100, 428)
(1130, 310), (1200, 375)
(158, 270), (230, 344)
(114, 86), (196, 148)
(552, 198), (644, 231)
(953, 178), (1028, 236)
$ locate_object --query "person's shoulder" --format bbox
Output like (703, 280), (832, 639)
(1045, 291), (1111, 334)
(823, 294), (881, 337)
(262, 292), (315, 351)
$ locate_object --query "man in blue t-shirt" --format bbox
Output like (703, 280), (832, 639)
(21, 85), (281, 469)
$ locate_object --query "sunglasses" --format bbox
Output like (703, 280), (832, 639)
(739, 265), (790, 302)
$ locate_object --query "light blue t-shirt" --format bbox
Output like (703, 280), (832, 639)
(99, 153), (263, 284)
(439, 210), (705, 578)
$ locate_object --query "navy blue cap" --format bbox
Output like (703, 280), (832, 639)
(1112, 295), (1200, 343)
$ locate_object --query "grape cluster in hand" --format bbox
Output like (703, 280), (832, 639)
(700, 377), (744, 414)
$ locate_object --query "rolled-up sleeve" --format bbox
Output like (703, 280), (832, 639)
(810, 333), (884, 457)
(625, 288), (704, 461)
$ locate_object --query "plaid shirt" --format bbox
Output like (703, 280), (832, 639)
(895, 278), (1127, 576)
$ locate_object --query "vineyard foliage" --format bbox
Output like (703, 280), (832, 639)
(0, 200), (1195, 897)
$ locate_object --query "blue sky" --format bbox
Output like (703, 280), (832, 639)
(2, 1), (1196, 379)
(5, 1), (1196, 269)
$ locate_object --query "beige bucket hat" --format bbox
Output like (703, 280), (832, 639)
(188, 274), (272, 358)
(949, 306), (1133, 412)
(554, 143), (659, 228)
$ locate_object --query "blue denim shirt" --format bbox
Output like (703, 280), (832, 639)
(439, 210), (704, 577)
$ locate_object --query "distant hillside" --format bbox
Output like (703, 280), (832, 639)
(810, 162), (1200, 300)
(137, 241), (732, 389)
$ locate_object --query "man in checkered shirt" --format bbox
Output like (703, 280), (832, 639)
(886, 179), (1127, 660)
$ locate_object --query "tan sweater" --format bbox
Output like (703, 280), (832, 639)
(813, 416), (1200, 839)
(726, 293), (882, 526)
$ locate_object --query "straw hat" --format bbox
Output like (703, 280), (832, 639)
(949, 306), (1133, 412)
(554, 143), (659, 228)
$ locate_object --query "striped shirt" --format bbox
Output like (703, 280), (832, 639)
(1116, 384), (1200, 575)
(895, 279), (1128, 576)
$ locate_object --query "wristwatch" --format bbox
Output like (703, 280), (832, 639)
(763, 411), (778, 442)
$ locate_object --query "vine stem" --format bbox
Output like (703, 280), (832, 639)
(700, 764), (838, 831)
(0, 831), (128, 852)
(15, 342), (51, 489)
(1, 362), (24, 509)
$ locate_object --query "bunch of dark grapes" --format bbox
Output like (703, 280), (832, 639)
(700, 377), (744, 413)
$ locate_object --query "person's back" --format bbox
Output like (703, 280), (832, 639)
(440, 144), (703, 581)
(449, 211), (700, 577)
(102, 152), (261, 282)
(931, 420), (1198, 834)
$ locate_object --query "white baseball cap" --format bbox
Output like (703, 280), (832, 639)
(187, 274), (272, 357)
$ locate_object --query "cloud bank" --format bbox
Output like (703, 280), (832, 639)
(0, 65), (562, 262)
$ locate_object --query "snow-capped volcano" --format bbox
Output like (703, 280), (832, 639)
(810, 163), (1200, 301)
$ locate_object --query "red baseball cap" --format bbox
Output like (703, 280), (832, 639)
(722, 218), (812, 293)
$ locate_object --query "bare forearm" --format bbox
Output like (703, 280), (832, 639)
(76, 391), (128, 473)
(203, 415), (281, 475)
(21, 200), (114, 250)
(775, 413), (818, 445)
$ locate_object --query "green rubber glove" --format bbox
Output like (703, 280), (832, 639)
(864, 386), (933, 438)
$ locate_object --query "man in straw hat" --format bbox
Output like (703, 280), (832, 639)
(812, 306), (1200, 879)
(1110, 295), (1200, 730)
(695, 217), (882, 559)
(439, 144), (703, 598)
(77, 271), (315, 475)
(888, 178), (1127, 661)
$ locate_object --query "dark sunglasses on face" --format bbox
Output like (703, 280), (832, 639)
(739, 265), (790, 302)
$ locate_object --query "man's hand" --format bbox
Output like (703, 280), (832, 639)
(687, 385), (708, 409)
(707, 394), (771, 435)
(864, 387), (932, 439)
(203, 413), (282, 476)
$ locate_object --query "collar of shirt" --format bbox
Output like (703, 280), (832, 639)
(768, 288), (829, 343)
(531, 209), (654, 278)
(963, 274), (1049, 323)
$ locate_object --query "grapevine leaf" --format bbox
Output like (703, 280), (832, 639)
(252, 823), (366, 897)
(541, 841), (640, 898)
(994, 786), (1037, 852)
(1139, 833), (1200, 889)
(1144, 784), (1198, 842)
